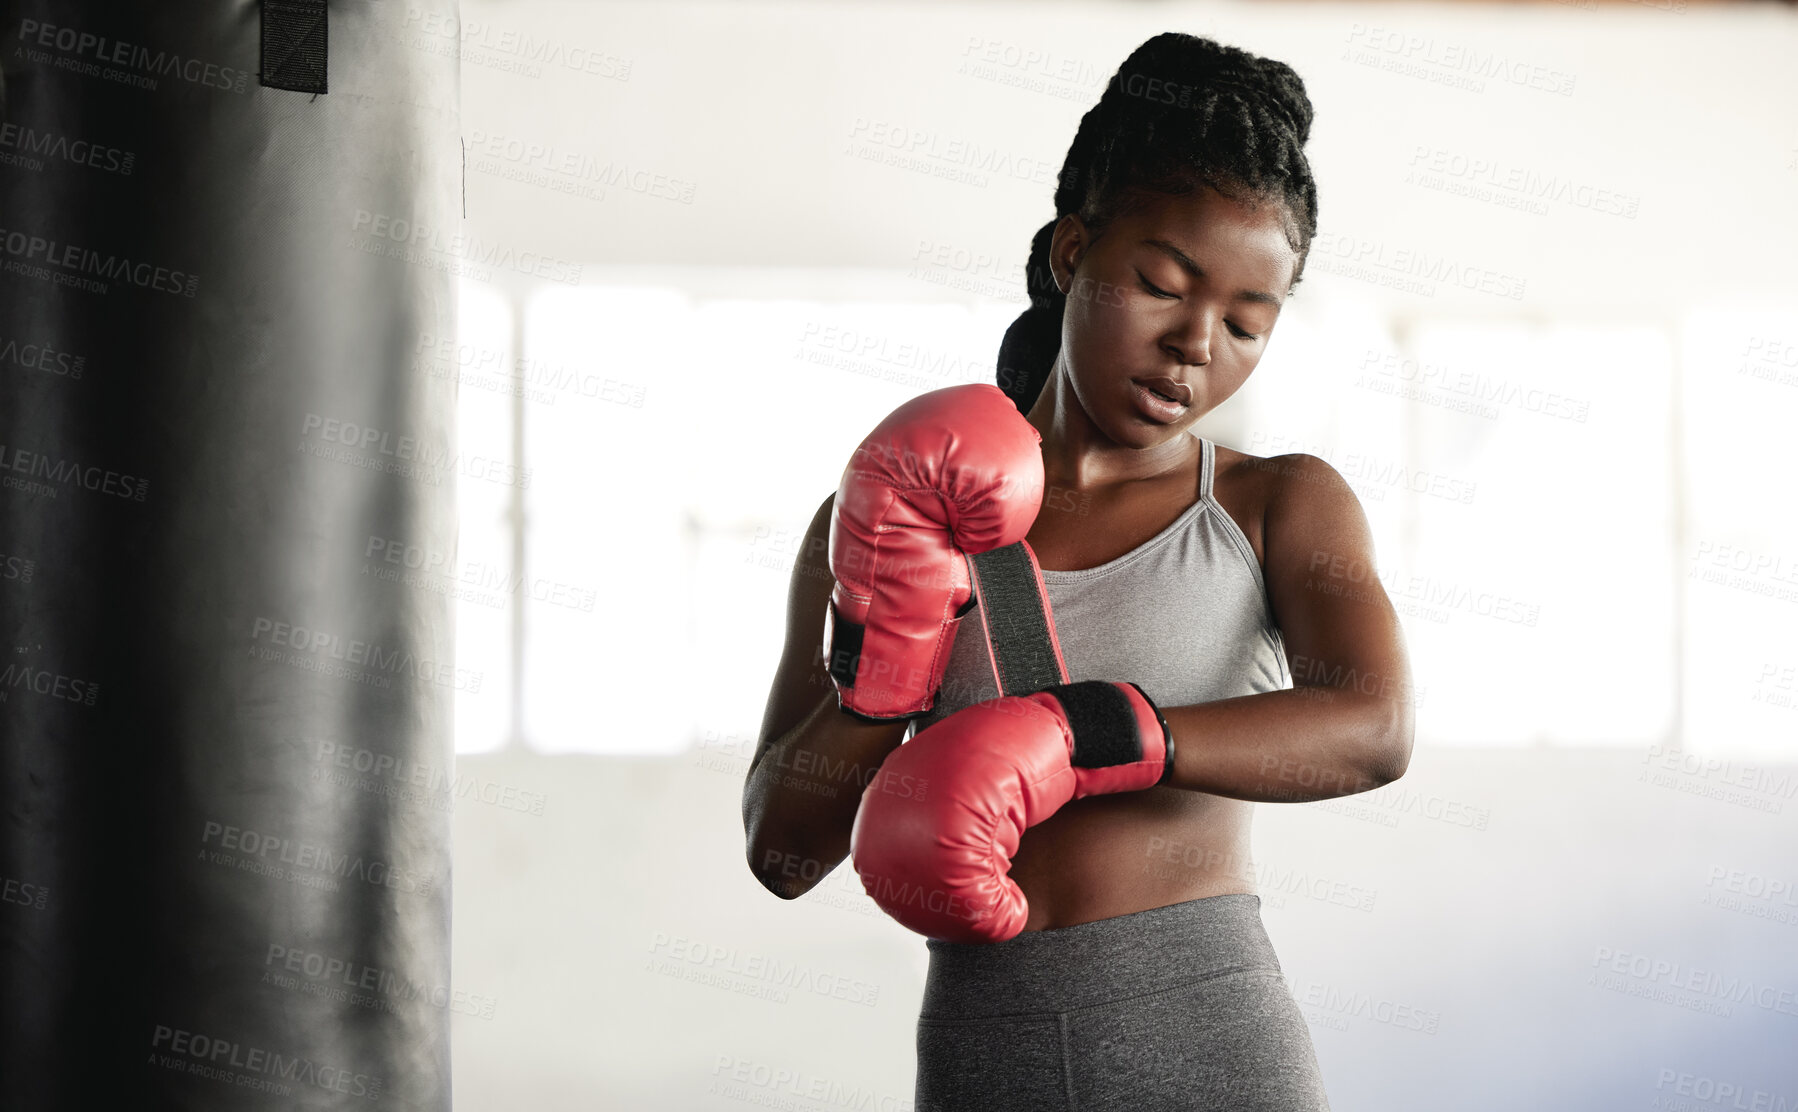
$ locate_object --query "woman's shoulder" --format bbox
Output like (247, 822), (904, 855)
(1212, 441), (1354, 504)
(1206, 441), (1363, 569)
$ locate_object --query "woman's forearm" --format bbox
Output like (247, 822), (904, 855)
(1158, 681), (1415, 803)
(741, 690), (909, 899)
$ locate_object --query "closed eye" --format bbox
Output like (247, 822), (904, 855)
(1139, 270), (1261, 340)
(1137, 272), (1178, 299)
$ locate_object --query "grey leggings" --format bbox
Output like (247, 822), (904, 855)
(914, 894), (1331, 1111)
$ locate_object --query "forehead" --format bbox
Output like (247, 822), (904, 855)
(1114, 188), (1297, 289)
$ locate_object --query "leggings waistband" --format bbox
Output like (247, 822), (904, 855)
(920, 893), (1279, 1020)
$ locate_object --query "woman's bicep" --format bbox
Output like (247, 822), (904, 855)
(1260, 454), (1409, 693)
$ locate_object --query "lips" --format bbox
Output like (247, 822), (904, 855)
(1133, 377), (1191, 407)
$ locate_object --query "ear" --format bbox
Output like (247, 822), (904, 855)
(1049, 213), (1089, 297)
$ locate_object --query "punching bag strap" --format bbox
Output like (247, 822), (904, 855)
(966, 541), (1071, 697)
(262, 0), (329, 94)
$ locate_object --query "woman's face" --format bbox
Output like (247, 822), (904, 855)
(1046, 186), (1298, 449)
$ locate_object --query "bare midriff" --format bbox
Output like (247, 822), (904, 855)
(1011, 439), (1267, 931)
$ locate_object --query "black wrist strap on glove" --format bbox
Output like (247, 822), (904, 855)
(1036, 679), (1176, 784)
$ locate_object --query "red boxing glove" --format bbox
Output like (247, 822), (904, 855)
(823, 383), (1043, 720)
(849, 680), (1176, 943)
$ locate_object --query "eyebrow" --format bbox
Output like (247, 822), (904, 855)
(1141, 238), (1283, 307)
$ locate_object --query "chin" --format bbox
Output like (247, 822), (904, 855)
(1117, 418), (1186, 448)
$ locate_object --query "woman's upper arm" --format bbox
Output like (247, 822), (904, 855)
(752, 491), (839, 761)
(1260, 454), (1411, 704)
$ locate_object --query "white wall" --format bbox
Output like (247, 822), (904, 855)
(448, 0), (1797, 309)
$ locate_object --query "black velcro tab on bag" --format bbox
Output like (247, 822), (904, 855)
(1042, 681), (1143, 769)
(968, 543), (1063, 696)
(262, 0), (329, 94)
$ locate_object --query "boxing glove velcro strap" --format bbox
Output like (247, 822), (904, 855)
(822, 597), (864, 690)
(823, 599), (902, 723)
(967, 542), (1065, 696)
(1039, 680), (1177, 786)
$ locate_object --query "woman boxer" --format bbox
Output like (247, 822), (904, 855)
(743, 32), (1412, 1111)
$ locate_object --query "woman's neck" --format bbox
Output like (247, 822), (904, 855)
(1025, 364), (1200, 492)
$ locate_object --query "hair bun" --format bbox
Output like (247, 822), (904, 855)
(1121, 33), (1313, 146)
(1234, 58), (1314, 147)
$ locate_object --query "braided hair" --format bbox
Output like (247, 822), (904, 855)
(996, 33), (1319, 416)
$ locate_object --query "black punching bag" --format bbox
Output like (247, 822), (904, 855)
(1, 2), (459, 1108)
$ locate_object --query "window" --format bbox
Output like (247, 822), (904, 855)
(454, 272), (1782, 758)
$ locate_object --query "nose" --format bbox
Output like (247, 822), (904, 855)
(1163, 312), (1212, 367)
